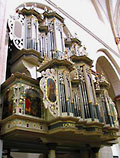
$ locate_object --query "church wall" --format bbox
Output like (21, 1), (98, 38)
(0, 0), (8, 83)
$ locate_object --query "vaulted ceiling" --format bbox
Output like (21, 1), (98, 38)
(91, 0), (120, 42)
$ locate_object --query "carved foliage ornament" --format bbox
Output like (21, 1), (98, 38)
(77, 65), (84, 81)
(40, 69), (59, 116)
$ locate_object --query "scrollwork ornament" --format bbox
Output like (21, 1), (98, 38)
(8, 14), (24, 50)
(40, 68), (59, 116)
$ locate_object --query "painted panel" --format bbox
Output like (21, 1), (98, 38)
(47, 78), (56, 103)
(25, 88), (41, 117)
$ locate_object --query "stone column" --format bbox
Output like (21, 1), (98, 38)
(0, 140), (3, 158)
(48, 149), (56, 158)
(91, 147), (100, 158)
(47, 143), (57, 158)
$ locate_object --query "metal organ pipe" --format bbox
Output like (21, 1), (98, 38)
(24, 17), (27, 49)
(57, 71), (62, 115)
(35, 19), (39, 51)
(60, 24), (65, 52)
(104, 91), (114, 127)
(78, 66), (90, 119)
(101, 93), (109, 124)
(73, 91), (81, 117)
(64, 76), (72, 115)
(41, 36), (44, 57)
(83, 80), (90, 118)
(26, 17), (31, 49)
(78, 84), (85, 119)
(30, 16), (34, 49)
(58, 72), (67, 114)
(89, 71), (101, 120)
(83, 65), (94, 120)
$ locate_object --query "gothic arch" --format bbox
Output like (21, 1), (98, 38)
(96, 55), (120, 100)
(97, 48), (120, 75)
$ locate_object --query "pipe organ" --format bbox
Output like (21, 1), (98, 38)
(1, 4), (119, 157)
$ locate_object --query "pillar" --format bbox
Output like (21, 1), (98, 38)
(0, 140), (3, 158)
(48, 149), (56, 158)
(91, 147), (100, 158)
(47, 143), (57, 158)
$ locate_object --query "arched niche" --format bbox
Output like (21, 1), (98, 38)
(96, 56), (120, 100)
